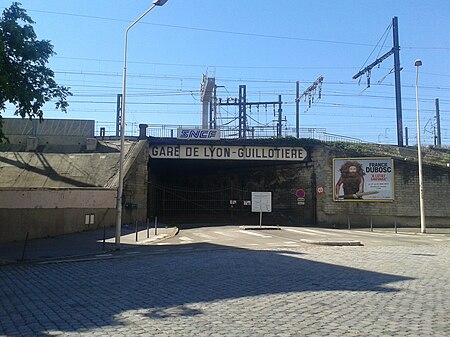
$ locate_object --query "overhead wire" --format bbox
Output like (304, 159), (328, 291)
(2, 7), (447, 144)
(28, 8), (450, 50)
(358, 23), (393, 72)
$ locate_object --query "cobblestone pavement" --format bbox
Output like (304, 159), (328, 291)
(1, 239), (450, 336)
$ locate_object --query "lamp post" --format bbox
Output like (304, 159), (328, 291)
(115, 0), (168, 248)
(414, 59), (426, 234)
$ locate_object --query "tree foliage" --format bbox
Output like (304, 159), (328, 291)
(0, 2), (72, 141)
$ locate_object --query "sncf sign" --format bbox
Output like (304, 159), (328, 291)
(177, 128), (220, 140)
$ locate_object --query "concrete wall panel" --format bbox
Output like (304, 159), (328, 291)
(0, 208), (115, 243)
(0, 189), (117, 209)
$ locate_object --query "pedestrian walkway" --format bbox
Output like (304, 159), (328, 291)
(0, 224), (178, 265)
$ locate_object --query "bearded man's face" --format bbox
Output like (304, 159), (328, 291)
(342, 166), (361, 179)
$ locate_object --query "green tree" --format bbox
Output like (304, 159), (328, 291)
(0, 2), (72, 142)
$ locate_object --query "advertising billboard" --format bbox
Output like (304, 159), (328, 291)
(333, 157), (394, 202)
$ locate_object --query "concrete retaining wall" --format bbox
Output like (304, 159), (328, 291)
(0, 208), (116, 243)
(3, 118), (94, 146)
(0, 188), (116, 209)
(0, 188), (116, 243)
(122, 141), (149, 226)
(313, 145), (450, 228)
(1, 139), (447, 243)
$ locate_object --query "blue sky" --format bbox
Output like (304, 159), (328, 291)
(2, 0), (450, 145)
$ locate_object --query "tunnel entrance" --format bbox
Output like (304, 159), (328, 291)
(147, 142), (316, 228)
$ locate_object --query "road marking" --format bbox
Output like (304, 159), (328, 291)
(284, 228), (317, 236)
(284, 241), (298, 244)
(245, 243), (260, 246)
(300, 228), (341, 236)
(179, 236), (194, 241)
(239, 230), (272, 238)
(191, 232), (216, 240)
(214, 231), (236, 238)
(284, 228), (337, 236)
(156, 242), (172, 245)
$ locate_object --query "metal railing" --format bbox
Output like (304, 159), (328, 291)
(94, 123), (366, 144)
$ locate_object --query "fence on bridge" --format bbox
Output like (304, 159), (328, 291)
(95, 122), (366, 144)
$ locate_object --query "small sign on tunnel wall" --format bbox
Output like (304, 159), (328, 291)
(84, 214), (94, 225)
(295, 189), (305, 198)
(295, 189), (306, 206)
(251, 192), (272, 213)
(316, 186), (325, 195)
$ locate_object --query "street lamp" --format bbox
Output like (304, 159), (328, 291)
(414, 59), (426, 234)
(115, 0), (168, 248)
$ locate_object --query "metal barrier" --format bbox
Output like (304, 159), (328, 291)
(95, 123), (366, 144)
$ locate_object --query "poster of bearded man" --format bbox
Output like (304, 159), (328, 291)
(333, 157), (394, 202)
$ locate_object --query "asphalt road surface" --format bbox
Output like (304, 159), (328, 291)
(170, 225), (450, 244)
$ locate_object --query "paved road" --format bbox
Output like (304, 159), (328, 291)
(1, 226), (450, 336)
(160, 226), (450, 249)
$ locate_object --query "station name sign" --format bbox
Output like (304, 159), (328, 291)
(150, 145), (307, 161)
(177, 128), (220, 140)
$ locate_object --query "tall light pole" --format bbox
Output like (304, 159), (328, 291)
(116, 0), (168, 248)
(414, 59), (426, 234)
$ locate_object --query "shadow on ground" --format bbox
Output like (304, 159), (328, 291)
(0, 225), (158, 262)
(0, 242), (413, 336)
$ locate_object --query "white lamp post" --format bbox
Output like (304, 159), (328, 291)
(115, 0), (168, 248)
(414, 59), (426, 234)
